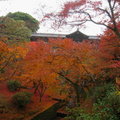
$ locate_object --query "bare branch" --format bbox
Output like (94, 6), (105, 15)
(97, 7), (112, 19)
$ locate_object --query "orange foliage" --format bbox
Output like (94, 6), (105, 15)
(0, 37), (28, 82)
(98, 26), (120, 79)
(12, 35), (119, 103)
(19, 38), (101, 102)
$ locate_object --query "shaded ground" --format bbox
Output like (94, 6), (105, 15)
(0, 81), (57, 120)
(0, 82), (94, 120)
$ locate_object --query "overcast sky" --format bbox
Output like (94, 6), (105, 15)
(0, 0), (105, 35)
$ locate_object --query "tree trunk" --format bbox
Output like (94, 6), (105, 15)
(73, 84), (87, 106)
(74, 85), (81, 105)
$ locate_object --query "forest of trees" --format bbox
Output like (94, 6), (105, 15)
(0, 0), (120, 120)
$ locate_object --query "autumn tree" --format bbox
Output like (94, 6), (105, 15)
(0, 37), (27, 82)
(17, 41), (57, 101)
(98, 22), (120, 82)
(48, 39), (103, 104)
(44, 0), (120, 38)
(19, 39), (101, 104)
(17, 37), (119, 104)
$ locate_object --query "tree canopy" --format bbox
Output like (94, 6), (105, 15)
(0, 17), (31, 44)
(44, 0), (120, 38)
(7, 12), (39, 32)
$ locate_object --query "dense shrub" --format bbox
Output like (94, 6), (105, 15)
(87, 91), (120, 120)
(11, 92), (33, 108)
(65, 84), (120, 120)
(89, 83), (115, 102)
(106, 91), (120, 118)
(7, 80), (21, 92)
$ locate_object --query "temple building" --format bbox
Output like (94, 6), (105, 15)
(30, 29), (100, 42)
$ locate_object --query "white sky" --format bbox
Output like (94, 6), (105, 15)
(0, 0), (105, 35)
